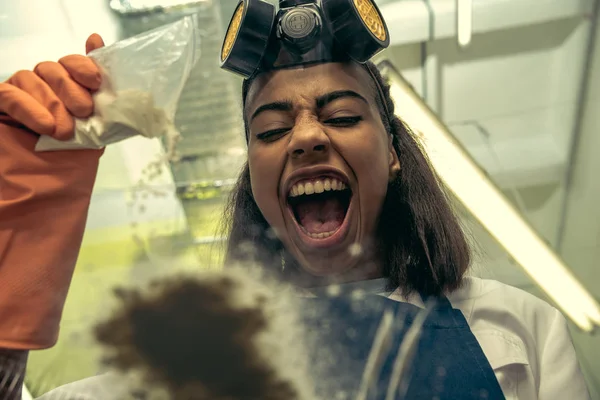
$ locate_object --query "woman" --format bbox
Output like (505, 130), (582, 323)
(0, 25), (591, 400)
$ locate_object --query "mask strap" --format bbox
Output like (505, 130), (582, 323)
(364, 63), (394, 138)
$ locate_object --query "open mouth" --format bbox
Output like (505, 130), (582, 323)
(287, 177), (352, 241)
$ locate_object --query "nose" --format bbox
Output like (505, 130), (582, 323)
(287, 120), (330, 159)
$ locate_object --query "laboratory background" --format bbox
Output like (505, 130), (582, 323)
(1, 0), (599, 398)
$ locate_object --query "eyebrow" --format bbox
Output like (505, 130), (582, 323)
(316, 90), (368, 109)
(250, 101), (293, 122)
(250, 90), (368, 122)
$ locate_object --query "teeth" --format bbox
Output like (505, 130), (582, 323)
(301, 228), (336, 239)
(289, 178), (348, 197)
(314, 180), (324, 193)
(305, 182), (314, 195)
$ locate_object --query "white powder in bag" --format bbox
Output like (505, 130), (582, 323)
(35, 87), (181, 161)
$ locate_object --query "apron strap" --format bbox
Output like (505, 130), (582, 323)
(418, 291), (453, 310)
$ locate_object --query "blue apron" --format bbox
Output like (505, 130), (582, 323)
(300, 292), (506, 400)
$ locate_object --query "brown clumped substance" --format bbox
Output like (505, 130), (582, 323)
(95, 275), (300, 400)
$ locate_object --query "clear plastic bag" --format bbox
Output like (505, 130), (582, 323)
(35, 15), (200, 156)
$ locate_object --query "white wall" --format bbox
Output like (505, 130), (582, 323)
(558, 5), (600, 396)
(379, 1), (594, 256)
(382, 5), (591, 276)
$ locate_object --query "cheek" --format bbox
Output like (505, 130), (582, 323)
(248, 154), (284, 227)
(351, 139), (391, 216)
(352, 134), (389, 177)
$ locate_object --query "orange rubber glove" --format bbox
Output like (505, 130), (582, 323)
(0, 34), (106, 349)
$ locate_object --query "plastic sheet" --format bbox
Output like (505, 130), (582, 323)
(35, 15), (200, 154)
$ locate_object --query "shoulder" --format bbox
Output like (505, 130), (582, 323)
(448, 276), (567, 361)
(391, 276), (565, 363)
(448, 277), (590, 399)
(448, 276), (561, 335)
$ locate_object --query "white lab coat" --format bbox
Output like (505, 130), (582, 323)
(36, 277), (590, 400)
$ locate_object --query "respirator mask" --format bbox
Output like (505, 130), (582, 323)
(220, 0), (390, 78)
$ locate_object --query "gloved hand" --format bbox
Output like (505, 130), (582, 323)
(0, 34), (106, 349)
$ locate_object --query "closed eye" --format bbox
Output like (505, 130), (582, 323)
(256, 127), (290, 142)
(324, 116), (363, 127)
(255, 116), (362, 141)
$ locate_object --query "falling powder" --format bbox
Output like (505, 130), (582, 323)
(35, 77), (186, 240)
(95, 266), (319, 400)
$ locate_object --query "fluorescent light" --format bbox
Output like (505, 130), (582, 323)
(379, 62), (600, 332)
(109, 0), (209, 14)
(22, 384), (33, 400)
(457, 0), (473, 47)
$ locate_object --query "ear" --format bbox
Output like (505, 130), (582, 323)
(388, 135), (400, 181)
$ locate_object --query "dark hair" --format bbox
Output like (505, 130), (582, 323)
(221, 61), (470, 296)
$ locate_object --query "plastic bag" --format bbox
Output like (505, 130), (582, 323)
(35, 15), (200, 156)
